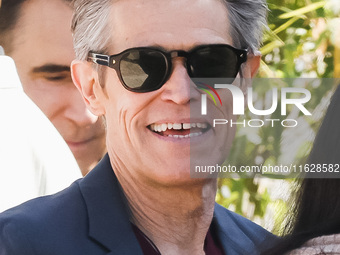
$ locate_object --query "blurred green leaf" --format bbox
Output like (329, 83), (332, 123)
(278, 1), (326, 19)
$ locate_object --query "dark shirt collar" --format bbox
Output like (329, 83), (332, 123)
(131, 223), (225, 255)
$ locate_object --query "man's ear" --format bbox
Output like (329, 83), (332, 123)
(71, 60), (105, 116)
(246, 53), (261, 78)
(241, 53), (261, 108)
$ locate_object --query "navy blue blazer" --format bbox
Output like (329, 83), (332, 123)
(0, 154), (276, 255)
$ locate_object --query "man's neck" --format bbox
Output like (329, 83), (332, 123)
(116, 172), (217, 255)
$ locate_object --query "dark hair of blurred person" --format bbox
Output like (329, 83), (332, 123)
(263, 85), (340, 254)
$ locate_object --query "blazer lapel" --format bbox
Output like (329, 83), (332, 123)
(80, 155), (265, 254)
(213, 203), (272, 255)
(79, 154), (143, 255)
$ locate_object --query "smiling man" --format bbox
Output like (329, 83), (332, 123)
(0, 0), (276, 254)
(0, 0), (106, 175)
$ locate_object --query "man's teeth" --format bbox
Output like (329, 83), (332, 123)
(150, 122), (208, 133)
(173, 123), (182, 130)
(182, 123), (191, 129)
(167, 132), (203, 139)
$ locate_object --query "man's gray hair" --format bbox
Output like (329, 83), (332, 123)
(71, 0), (267, 61)
(71, 0), (113, 60)
(223, 0), (268, 53)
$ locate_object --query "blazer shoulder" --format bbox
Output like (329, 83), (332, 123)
(0, 180), (86, 253)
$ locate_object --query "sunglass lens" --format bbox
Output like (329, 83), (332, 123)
(120, 49), (168, 92)
(189, 45), (239, 79)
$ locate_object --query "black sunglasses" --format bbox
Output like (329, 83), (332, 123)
(88, 44), (247, 93)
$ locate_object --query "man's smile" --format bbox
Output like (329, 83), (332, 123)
(148, 122), (210, 138)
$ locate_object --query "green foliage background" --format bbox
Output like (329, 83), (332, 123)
(216, 0), (340, 234)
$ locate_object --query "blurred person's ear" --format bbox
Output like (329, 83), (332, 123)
(71, 60), (106, 116)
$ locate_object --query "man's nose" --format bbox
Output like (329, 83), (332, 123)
(64, 86), (98, 126)
(160, 58), (199, 104)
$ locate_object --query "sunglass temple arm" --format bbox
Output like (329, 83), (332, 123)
(87, 53), (111, 67)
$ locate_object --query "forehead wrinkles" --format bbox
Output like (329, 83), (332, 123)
(109, 0), (231, 51)
(111, 0), (229, 31)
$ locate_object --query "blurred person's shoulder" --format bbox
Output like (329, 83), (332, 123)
(288, 234), (340, 255)
(0, 55), (82, 212)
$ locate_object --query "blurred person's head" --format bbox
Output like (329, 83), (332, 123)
(0, 0), (106, 175)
